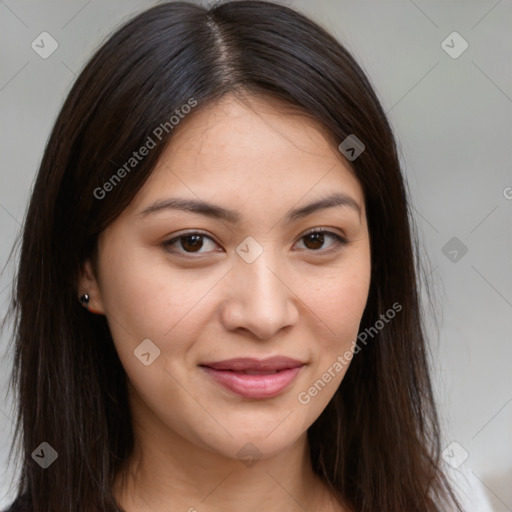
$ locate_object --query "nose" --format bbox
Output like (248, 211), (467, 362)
(219, 249), (300, 340)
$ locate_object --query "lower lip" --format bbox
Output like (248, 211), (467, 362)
(200, 366), (303, 399)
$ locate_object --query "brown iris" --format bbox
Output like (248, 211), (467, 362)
(180, 234), (204, 252)
(303, 232), (325, 250)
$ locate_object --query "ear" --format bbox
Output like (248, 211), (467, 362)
(77, 259), (105, 315)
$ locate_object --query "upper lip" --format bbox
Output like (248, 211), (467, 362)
(200, 356), (305, 371)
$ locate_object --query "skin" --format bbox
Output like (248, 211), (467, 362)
(79, 93), (371, 512)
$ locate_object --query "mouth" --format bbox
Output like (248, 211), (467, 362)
(199, 357), (305, 399)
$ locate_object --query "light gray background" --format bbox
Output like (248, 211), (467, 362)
(0, 0), (511, 510)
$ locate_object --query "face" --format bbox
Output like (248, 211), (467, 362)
(80, 94), (371, 461)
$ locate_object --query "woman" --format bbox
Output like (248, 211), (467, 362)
(2, 1), (466, 510)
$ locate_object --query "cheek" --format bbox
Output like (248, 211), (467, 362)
(97, 250), (209, 423)
(298, 253), (370, 403)
(293, 263), (370, 417)
(98, 244), (217, 341)
(307, 258), (371, 345)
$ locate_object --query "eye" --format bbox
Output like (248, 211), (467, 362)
(294, 229), (347, 254)
(162, 231), (220, 256)
(162, 228), (348, 258)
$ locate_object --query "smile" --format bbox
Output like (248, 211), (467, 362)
(199, 357), (305, 399)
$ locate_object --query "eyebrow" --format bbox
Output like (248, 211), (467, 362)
(138, 192), (362, 224)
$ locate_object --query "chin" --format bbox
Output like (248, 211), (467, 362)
(197, 423), (308, 463)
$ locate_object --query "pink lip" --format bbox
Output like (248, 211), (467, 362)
(199, 357), (305, 399)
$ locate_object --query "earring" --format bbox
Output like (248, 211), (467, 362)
(79, 293), (103, 315)
(79, 293), (90, 307)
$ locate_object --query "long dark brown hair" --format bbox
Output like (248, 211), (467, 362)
(2, 1), (463, 511)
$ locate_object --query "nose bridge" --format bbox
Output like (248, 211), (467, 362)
(244, 250), (284, 305)
(222, 242), (299, 338)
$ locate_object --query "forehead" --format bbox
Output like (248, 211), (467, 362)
(125, 94), (365, 218)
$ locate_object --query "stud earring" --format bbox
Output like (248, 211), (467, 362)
(79, 293), (103, 315)
(79, 293), (90, 306)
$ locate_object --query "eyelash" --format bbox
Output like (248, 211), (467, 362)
(162, 228), (348, 258)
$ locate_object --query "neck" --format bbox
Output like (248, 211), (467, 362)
(113, 396), (338, 512)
